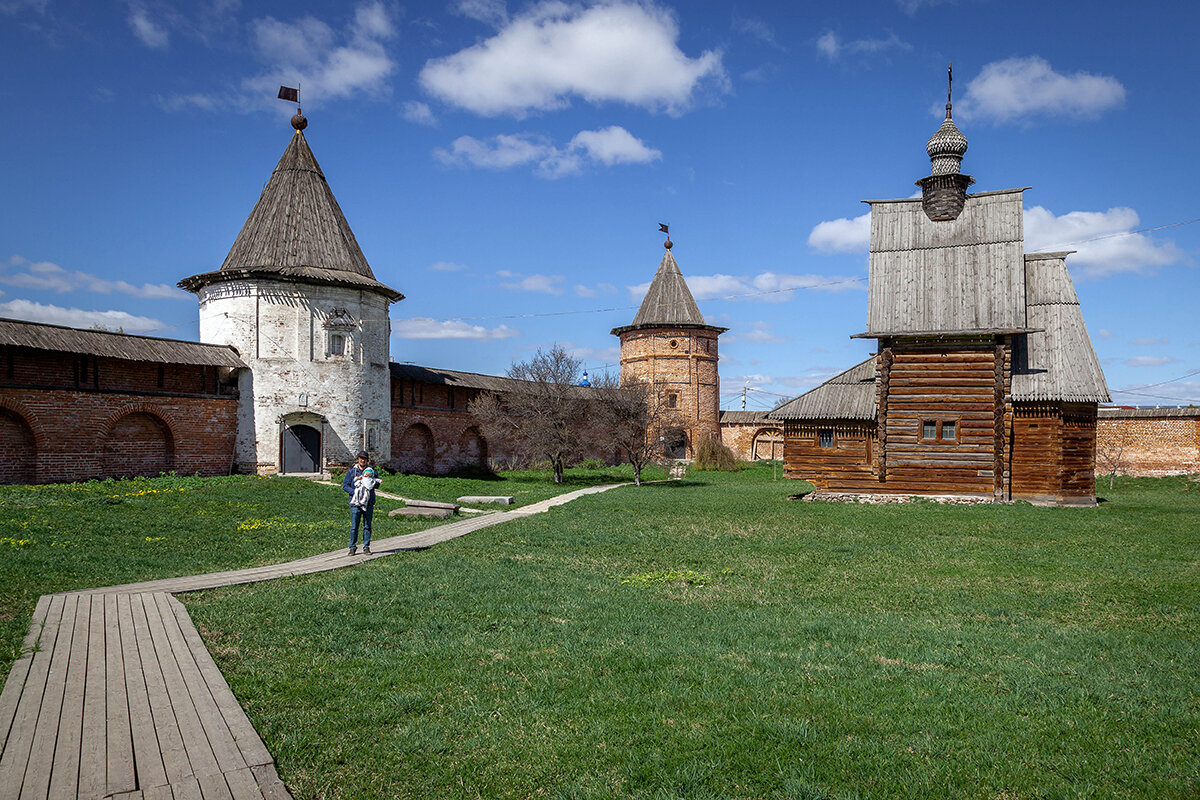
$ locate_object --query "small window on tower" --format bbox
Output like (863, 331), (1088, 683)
(669, 339), (679, 349)
(668, 393), (678, 409)
(329, 333), (346, 356)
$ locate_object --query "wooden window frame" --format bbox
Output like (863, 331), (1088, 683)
(919, 419), (960, 443)
(818, 429), (834, 449)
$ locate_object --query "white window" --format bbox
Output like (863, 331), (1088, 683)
(329, 332), (346, 356)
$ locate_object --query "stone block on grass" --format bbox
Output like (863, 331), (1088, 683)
(404, 499), (460, 512)
(389, 506), (455, 519)
(457, 495), (514, 505)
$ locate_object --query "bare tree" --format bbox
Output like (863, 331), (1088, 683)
(470, 345), (589, 484)
(1095, 424), (1132, 490)
(590, 373), (688, 485)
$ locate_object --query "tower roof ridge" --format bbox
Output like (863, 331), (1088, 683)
(630, 249), (707, 328)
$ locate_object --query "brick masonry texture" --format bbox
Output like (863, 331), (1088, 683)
(618, 327), (720, 456)
(1096, 414), (1200, 476)
(720, 422), (784, 461)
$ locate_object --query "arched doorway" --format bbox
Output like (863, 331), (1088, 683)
(663, 427), (687, 460)
(281, 424), (321, 473)
(457, 426), (488, 470)
(395, 423), (435, 473)
(103, 412), (174, 478)
(0, 408), (36, 485)
(752, 428), (784, 460)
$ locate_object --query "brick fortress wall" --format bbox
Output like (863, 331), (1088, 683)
(1096, 409), (1200, 476)
(0, 346), (238, 484)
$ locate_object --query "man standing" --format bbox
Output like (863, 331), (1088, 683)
(343, 450), (378, 555)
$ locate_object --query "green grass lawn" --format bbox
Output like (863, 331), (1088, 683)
(0, 465), (651, 681)
(170, 466), (1200, 799)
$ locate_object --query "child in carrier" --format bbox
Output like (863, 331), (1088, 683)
(350, 466), (380, 508)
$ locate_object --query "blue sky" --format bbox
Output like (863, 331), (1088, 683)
(2, 0), (1197, 410)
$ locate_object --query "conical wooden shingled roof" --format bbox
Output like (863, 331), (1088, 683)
(179, 128), (402, 301)
(612, 249), (725, 335)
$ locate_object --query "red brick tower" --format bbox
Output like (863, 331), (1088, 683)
(611, 236), (726, 459)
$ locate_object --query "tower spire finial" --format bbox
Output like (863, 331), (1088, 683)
(947, 61), (953, 113)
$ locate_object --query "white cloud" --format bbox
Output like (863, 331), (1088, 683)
(957, 57), (1125, 123)
(1130, 336), (1168, 346)
(434, 126), (658, 178)
(419, 1), (726, 117)
(808, 212), (870, 253)
(126, 2), (169, 48)
(429, 261), (467, 272)
(162, 2), (395, 112)
(1096, 329), (1113, 339)
(499, 272), (565, 294)
(402, 101), (436, 125)
(724, 322), (784, 344)
(569, 126), (661, 165)
(629, 270), (861, 304)
(391, 317), (518, 340)
(681, 274), (746, 301)
(1024, 206), (1183, 277)
(453, 0), (508, 27)
(895, 0), (954, 13)
(1, 255), (191, 300)
(574, 285), (596, 297)
(0, 299), (167, 333)
(815, 30), (909, 61)
(1125, 356), (1176, 368)
(732, 13), (780, 49)
(750, 271), (864, 298)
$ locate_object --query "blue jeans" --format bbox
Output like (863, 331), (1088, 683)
(349, 505), (373, 549)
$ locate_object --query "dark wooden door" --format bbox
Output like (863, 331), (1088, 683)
(282, 424), (320, 473)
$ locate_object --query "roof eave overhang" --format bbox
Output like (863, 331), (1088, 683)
(611, 322), (729, 337)
(178, 268), (404, 303)
(850, 328), (1041, 339)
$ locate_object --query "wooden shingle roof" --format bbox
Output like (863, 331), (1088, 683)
(390, 363), (594, 397)
(179, 129), (403, 302)
(612, 249), (725, 335)
(0, 318), (247, 367)
(1012, 253), (1110, 403)
(767, 358), (877, 421)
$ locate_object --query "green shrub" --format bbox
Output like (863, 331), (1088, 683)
(692, 437), (741, 471)
(579, 458), (604, 470)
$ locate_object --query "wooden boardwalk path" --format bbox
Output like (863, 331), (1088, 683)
(0, 483), (625, 799)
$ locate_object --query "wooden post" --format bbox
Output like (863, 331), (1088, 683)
(993, 340), (1006, 502)
(876, 344), (892, 482)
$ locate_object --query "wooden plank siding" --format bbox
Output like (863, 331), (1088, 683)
(1011, 402), (1098, 504)
(879, 342), (1006, 496)
(782, 422), (877, 490)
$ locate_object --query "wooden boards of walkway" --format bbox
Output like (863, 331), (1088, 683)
(0, 481), (627, 799)
(0, 592), (289, 800)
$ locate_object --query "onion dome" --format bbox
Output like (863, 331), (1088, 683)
(927, 103), (968, 176)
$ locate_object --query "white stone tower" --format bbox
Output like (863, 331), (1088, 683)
(179, 111), (403, 474)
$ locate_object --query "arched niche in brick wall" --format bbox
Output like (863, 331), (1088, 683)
(103, 411), (175, 478)
(394, 423), (435, 474)
(457, 426), (488, 471)
(0, 407), (36, 485)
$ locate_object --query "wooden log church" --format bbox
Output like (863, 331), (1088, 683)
(769, 81), (1110, 505)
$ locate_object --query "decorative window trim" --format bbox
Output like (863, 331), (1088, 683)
(818, 429), (834, 448)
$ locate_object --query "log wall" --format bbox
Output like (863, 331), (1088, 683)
(782, 421), (876, 490)
(1011, 402), (1098, 504)
(878, 342), (1009, 496)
